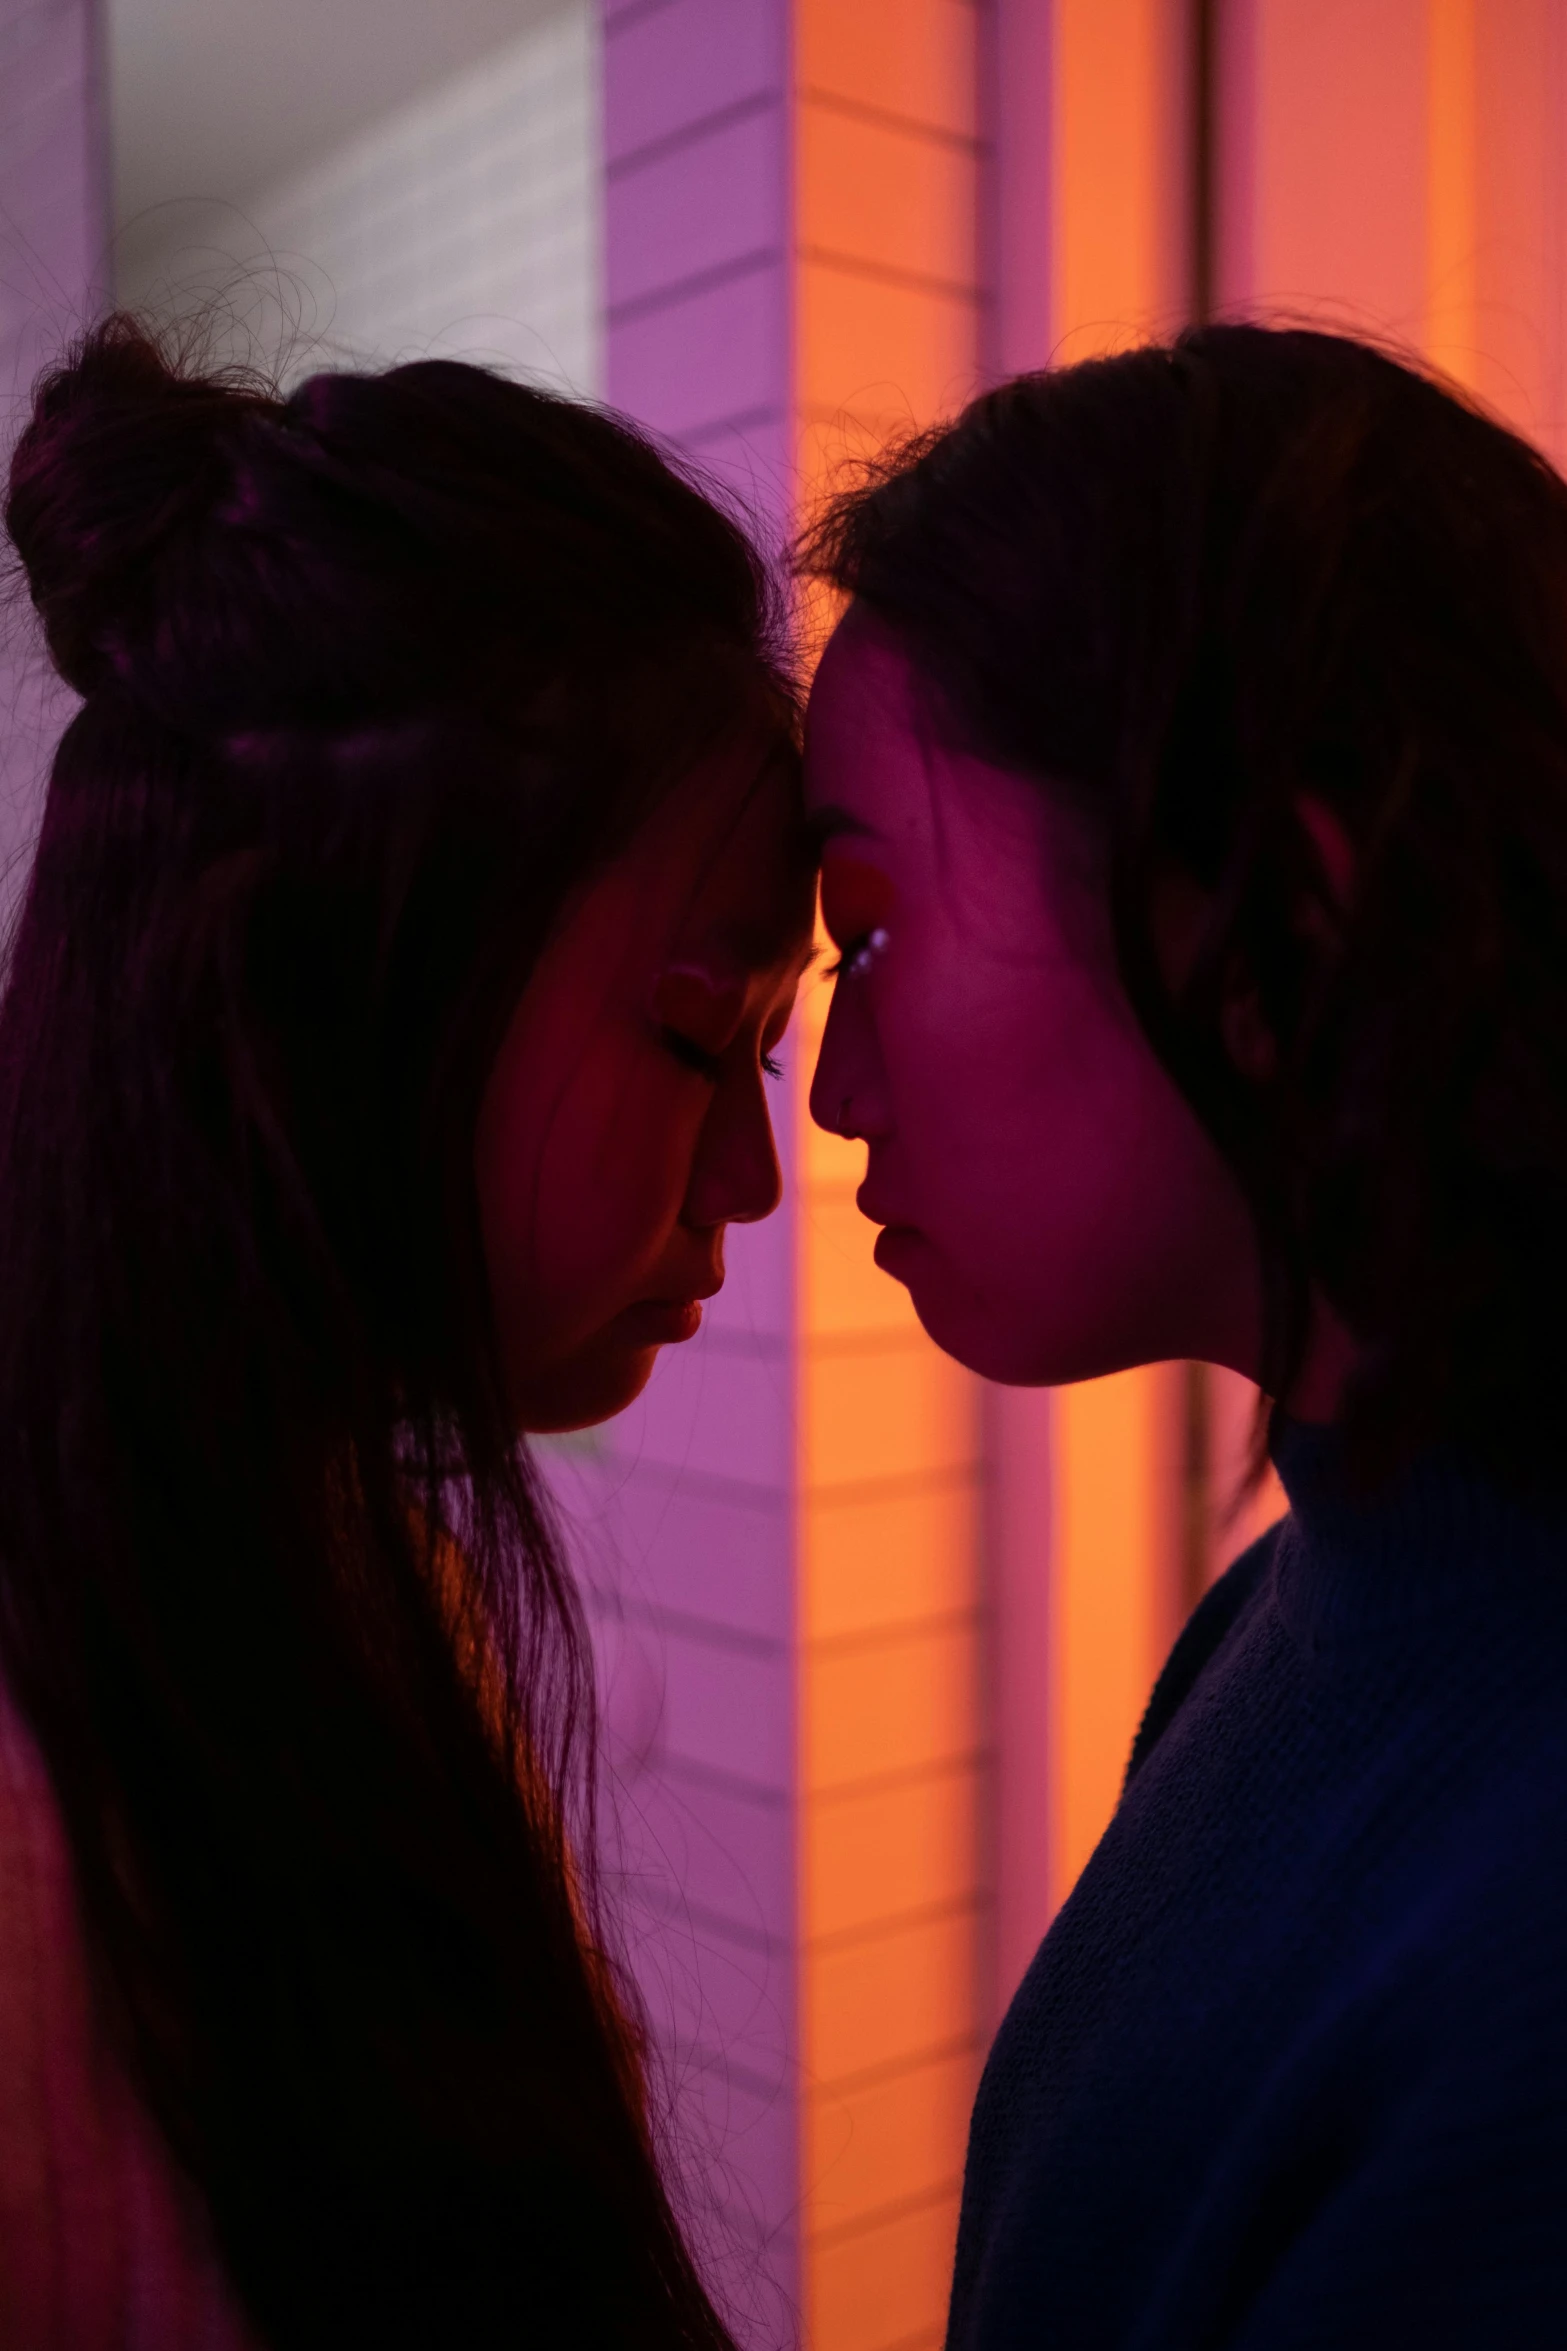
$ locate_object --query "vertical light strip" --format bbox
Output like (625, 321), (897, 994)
(0, 0), (107, 888)
(1051, 0), (1191, 359)
(1426, 0), (1478, 389)
(1463, 0), (1567, 465)
(1218, 0), (1429, 338)
(1047, 1370), (1183, 1908)
(1030, 0), (1196, 1923)
(793, 8), (989, 2345)
(601, 3), (803, 2318)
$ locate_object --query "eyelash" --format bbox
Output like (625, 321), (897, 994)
(662, 1027), (785, 1083)
(823, 933), (869, 980)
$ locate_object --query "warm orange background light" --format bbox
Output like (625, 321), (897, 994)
(794, 13), (988, 2339)
(787, 3), (1567, 2340)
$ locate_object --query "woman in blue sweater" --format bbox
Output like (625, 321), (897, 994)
(803, 326), (1567, 2348)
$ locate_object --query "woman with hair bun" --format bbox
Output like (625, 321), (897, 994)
(0, 317), (813, 2348)
(805, 327), (1567, 2347)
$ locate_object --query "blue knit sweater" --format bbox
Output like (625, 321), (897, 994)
(947, 1418), (1567, 2349)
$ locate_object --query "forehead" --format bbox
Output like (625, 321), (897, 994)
(803, 615), (966, 870)
(804, 608), (979, 848)
(631, 735), (816, 970)
(804, 612), (1101, 947)
(806, 613), (915, 773)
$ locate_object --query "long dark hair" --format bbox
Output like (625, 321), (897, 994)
(1, 315), (792, 2347)
(808, 324), (1567, 1490)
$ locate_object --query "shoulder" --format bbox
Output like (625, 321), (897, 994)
(1122, 1516), (1286, 1794)
(1227, 1824), (1567, 2349)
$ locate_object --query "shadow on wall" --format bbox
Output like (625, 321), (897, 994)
(106, 0), (601, 395)
(2, 0), (603, 967)
(2, 0), (105, 936)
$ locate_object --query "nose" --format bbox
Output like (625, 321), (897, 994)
(683, 1072), (784, 1231)
(809, 964), (885, 1140)
(727, 1112), (784, 1224)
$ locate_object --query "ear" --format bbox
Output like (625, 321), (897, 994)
(1154, 869), (1280, 1080)
(1294, 792), (1356, 911)
(1219, 974), (1279, 1083)
(1149, 865), (1213, 993)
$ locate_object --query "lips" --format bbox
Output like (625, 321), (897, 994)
(618, 1297), (707, 1344)
(856, 1180), (916, 1235)
(853, 1177), (923, 1282)
(616, 1274), (723, 1347)
(641, 1273), (723, 1308)
(872, 1222), (922, 1260)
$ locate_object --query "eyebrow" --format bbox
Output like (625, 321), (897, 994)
(805, 804), (879, 849)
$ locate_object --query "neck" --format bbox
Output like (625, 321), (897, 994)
(1269, 1411), (1567, 1649)
(1280, 1300), (1362, 1423)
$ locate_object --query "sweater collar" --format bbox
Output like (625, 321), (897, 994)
(1267, 1414), (1567, 1651)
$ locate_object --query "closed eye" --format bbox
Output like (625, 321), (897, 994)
(660, 1025), (723, 1081)
(662, 1026), (786, 1085)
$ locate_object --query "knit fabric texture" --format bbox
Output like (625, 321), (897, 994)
(947, 1416), (1567, 2349)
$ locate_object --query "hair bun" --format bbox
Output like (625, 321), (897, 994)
(5, 315), (280, 700)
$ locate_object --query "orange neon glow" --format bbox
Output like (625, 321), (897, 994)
(1029, 0), (1202, 1936)
(1048, 1368), (1182, 1909)
(794, 7), (987, 2341)
(1466, 0), (1567, 465)
(1222, 0), (1429, 339)
(1051, 0), (1189, 361)
(1426, 0), (1479, 386)
(787, 2), (1567, 2336)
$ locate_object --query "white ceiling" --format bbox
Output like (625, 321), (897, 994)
(106, 0), (575, 227)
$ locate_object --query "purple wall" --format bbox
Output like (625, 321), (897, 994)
(594, 2), (801, 2334)
(0, 0), (105, 906)
(605, 0), (792, 549)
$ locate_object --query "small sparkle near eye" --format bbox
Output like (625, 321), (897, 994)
(826, 925), (891, 981)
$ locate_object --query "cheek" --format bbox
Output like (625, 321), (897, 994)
(880, 941), (1195, 1250)
(881, 947), (1252, 1379)
(477, 1028), (698, 1343)
(873, 936), (1060, 1184)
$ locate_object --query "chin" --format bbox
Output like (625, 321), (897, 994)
(911, 1296), (1035, 1383)
(899, 1253), (1116, 1388)
(515, 1343), (661, 1436)
(895, 1256), (1019, 1383)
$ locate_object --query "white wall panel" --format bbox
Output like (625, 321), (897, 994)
(115, 2), (600, 397)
